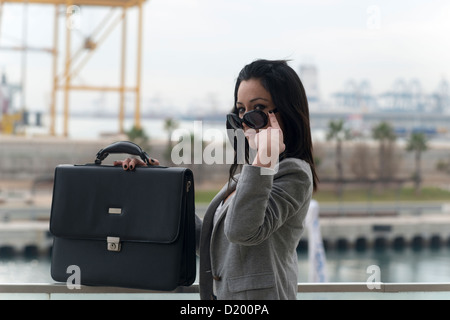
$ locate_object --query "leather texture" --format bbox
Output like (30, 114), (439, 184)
(95, 141), (150, 165)
(49, 156), (196, 291)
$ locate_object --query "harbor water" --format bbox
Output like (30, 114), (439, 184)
(2, 247), (450, 284)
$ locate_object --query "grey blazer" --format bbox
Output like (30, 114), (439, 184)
(196, 158), (313, 300)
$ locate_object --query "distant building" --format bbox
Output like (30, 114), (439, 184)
(433, 78), (450, 113)
(299, 64), (320, 104)
(0, 72), (11, 114)
(0, 71), (21, 114)
(332, 79), (377, 112)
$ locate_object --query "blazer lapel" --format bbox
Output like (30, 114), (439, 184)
(212, 177), (238, 235)
(199, 175), (239, 299)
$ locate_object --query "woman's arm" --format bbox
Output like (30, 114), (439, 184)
(224, 159), (312, 246)
(195, 215), (202, 256)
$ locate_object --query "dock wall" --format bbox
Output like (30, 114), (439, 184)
(299, 213), (450, 251)
(0, 136), (230, 189)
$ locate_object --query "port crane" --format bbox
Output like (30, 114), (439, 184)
(0, 0), (146, 136)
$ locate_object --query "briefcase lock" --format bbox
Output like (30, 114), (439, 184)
(107, 237), (121, 252)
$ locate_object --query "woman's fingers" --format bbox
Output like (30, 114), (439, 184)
(130, 158), (149, 170)
(149, 158), (160, 165)
(114, 157), (160, 170)
(244, 129), (258, 150)
(268, 111), (280, 129)
(268, 112), (285, 153)
(129, 158), (137, 170)
(122, 158), (132, 170)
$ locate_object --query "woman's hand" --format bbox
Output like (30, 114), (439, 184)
(113, 157), (160, 171)
(251, 112), (285, 169)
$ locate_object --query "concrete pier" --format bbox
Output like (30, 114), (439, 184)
(1, 203), (450, 255)
(198, 203), (450, 251)
(0, 220), (51, 257)
(305, 212), (450, 251)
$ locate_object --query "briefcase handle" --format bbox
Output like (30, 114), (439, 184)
(95, 141), (150, 165)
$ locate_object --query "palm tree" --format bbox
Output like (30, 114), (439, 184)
(326, 119), (351, 197)
(406, 132), (428, 195)
(163, 117), (179, 164)
(126, 125), (150, 152)
(372, 122), (397, 183)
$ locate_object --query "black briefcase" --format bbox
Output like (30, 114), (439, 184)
(49, 141), (196, 291)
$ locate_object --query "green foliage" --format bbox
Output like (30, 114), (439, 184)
(126, 125), (150, 152)
(436, 158), (450, 174)
(195, 189), (219, 204)
(314, 186), (450, 202)
(163, 117), (179, 163)
(372, 121), (396, 142)
(195, 186), (450, 204)
(326, 119), (351, 141)
(406, 132), (428, 153)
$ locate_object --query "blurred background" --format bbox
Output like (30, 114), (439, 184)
(1, 0), (450, 284)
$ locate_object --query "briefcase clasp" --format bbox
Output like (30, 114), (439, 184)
(107, 237), (121, 252)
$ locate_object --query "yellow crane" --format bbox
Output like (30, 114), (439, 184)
(0, 112), (22, 134)
(0, 0), (146, 137)
(0, 70), (23, 134)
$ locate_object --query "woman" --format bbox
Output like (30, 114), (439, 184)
(115, 59), (319, 300)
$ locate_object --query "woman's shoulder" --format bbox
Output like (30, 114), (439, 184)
(277, 158), (313, 180)
(279, 157), (311, 171)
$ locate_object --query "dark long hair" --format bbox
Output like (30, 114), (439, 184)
(227, 59), (319, 192)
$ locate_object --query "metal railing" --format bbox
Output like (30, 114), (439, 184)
(1, 282), (450, 299)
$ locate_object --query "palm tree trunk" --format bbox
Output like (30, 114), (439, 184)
(415, 150), (422, 195)
(336, 140), (343, 197)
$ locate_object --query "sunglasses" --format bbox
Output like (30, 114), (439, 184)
(227, 109), (278, 130)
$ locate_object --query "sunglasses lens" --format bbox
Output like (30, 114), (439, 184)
(227, 114), (242, 129)
(244, 110), (267, 129)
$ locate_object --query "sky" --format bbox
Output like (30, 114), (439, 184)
(0, 0), (449, 115)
